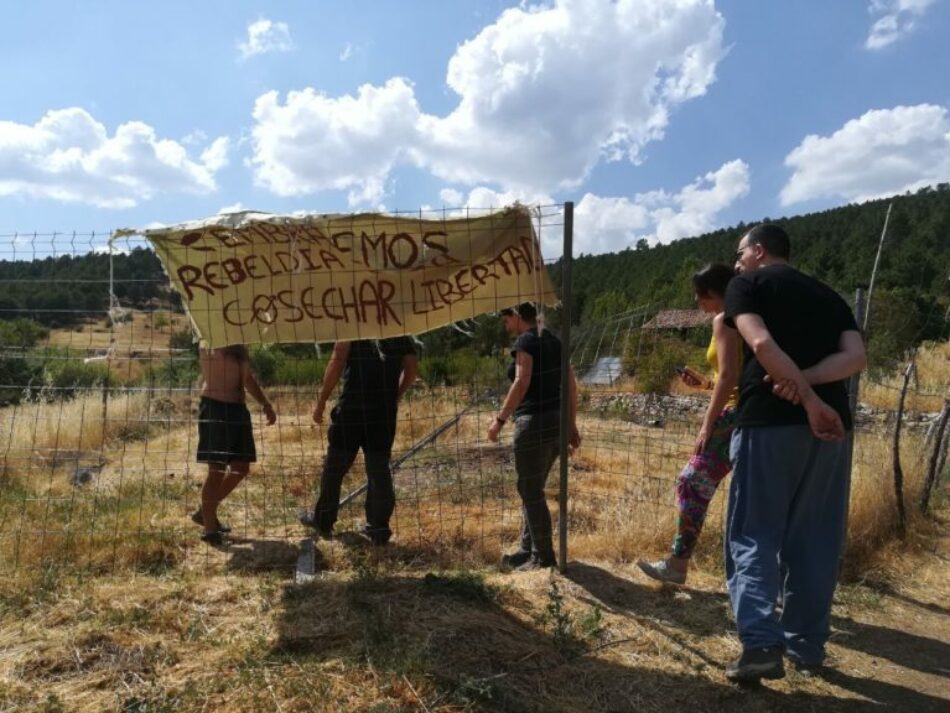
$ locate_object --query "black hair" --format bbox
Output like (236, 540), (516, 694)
(222, 345), (249, 360)
(500, 302), (537, 322)
(692, 263), (735, 298)
(745, 223), (791, 260)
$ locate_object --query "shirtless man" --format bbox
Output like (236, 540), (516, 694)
(195, 345), (276, 544)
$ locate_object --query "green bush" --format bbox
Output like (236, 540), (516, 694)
(144, 355), (199, 389)
(248, 345), (279, 385)
(0, 318), (49, 404)
(418, 355), (451, 386)
(168, 327), (196, 352)
(42, 356), (115, 397)
(419, 348), (506, 388)
(0, 318), (49, 347)
(273, 355), (327, 386)
(629, 334), (707, 394)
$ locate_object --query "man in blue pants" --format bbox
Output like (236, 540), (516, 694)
(723, 224), (866, 682)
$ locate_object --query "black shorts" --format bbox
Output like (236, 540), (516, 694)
(197, 397), (256, 464)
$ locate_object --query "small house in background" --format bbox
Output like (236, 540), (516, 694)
(581, 356), (623, 385)
(641, 309), (713, 331)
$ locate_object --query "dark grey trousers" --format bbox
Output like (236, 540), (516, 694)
(513, 410), (560, 561)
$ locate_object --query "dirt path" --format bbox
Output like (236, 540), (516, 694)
(547, 516), (950, 712)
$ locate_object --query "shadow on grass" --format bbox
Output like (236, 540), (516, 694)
(264, 566), (948, 712)
(565, 562), (732, 633)
(831, 614), (950, 677)
(224, 537), (301, 574)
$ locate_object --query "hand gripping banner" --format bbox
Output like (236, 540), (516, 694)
(115, 205), (558, 347)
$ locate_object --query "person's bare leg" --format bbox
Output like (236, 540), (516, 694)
(217, 461), (249, 503)
(201, 463), (227, 534)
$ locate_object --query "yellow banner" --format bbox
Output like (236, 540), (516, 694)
(121, 206), (558, 348)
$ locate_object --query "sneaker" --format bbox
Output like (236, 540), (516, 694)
(637, 558), (687, 585)
(356, 523), (390, 546)
(725, 646), (785, 682)
(788, 657), (824, 678)
(191, 509), (231, 533)
(500, 550), (533, 569)
(200, 530), (226, 546)
(515, 554), (557, 572)
(298, 511), (333, 539)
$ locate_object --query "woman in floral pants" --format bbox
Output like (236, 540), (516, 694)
(639, 263), (740, 585)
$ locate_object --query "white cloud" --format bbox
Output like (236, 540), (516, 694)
(200, 136), (231, 172)
(238, 18), (294, 60)
(574, 159), (750, 254)
(438, 188), (464, 206)
(866, 0), (936, 49)
(181, 129), (207, 146)
(420, 0), (725, 191)
(250, 78), (422, 207)
(440, 159), (748, 258)
(218, 202), (246, 214)
(780, 104), (950, 205)
(249, 0), (726, 205)
(0, 108), (226, 208)
(340, 43), (353, 62)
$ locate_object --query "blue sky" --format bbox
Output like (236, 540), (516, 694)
(1, 0), (948, 257)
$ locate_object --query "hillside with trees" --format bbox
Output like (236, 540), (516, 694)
(548, 185), (950, 370)
(0, 187), (947, 373)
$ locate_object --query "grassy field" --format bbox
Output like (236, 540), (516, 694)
(0, 324), (946, 711)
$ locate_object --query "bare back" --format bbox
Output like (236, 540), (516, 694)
(200, 348), (246, 403)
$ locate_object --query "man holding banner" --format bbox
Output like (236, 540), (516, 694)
(301, 338), (418, 545)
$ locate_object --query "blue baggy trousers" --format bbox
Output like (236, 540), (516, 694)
(726, 425), (851, 664)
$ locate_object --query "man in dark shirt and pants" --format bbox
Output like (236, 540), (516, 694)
(303, 338), (417, 545)
(723, 224), (866, 681)
(488, 302), (580, 571)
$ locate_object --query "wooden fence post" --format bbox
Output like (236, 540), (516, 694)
(892, 351), (916, 538)
(919, 400), (950, 514)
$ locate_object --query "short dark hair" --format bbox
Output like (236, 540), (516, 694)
(745, 223), (790, 259)
(692, 263), (735, 298)
(500, 302), (537, 322)
(222, 345), (249, 360)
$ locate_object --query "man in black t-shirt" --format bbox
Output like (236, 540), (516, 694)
(488, 302), (580, 571)
(301, 337), (418, 545)
(721, 224), (866, 682)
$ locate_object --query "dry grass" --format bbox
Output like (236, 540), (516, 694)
(861, 340), (949, 412)
(0, 379), (937, 582)
(0, 337), (948, 710)
(43, 311), (190, 383)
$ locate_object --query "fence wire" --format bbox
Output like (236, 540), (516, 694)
(0, 207), (947, 578)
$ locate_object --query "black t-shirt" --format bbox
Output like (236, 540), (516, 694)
(724, 264), (858, 430)
(508, 328), (561, 416)
(337, 337), (416, 418)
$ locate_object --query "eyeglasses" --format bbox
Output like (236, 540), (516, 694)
(735, 244), (751, 261)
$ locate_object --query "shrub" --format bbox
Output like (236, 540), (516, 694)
(168, 327), (196, 352)
(249, 345), (279, 385)
(630, 334), (707, 394)
(43, 358), (114, 396)
(273, 355), (327, 386)
(419, 348), (506, 388)
(144, 354), (199, 389)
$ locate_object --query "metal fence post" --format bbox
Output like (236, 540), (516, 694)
(558, 202), (574, 573)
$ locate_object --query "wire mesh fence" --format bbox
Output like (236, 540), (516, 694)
(0, 206), (947, 579)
